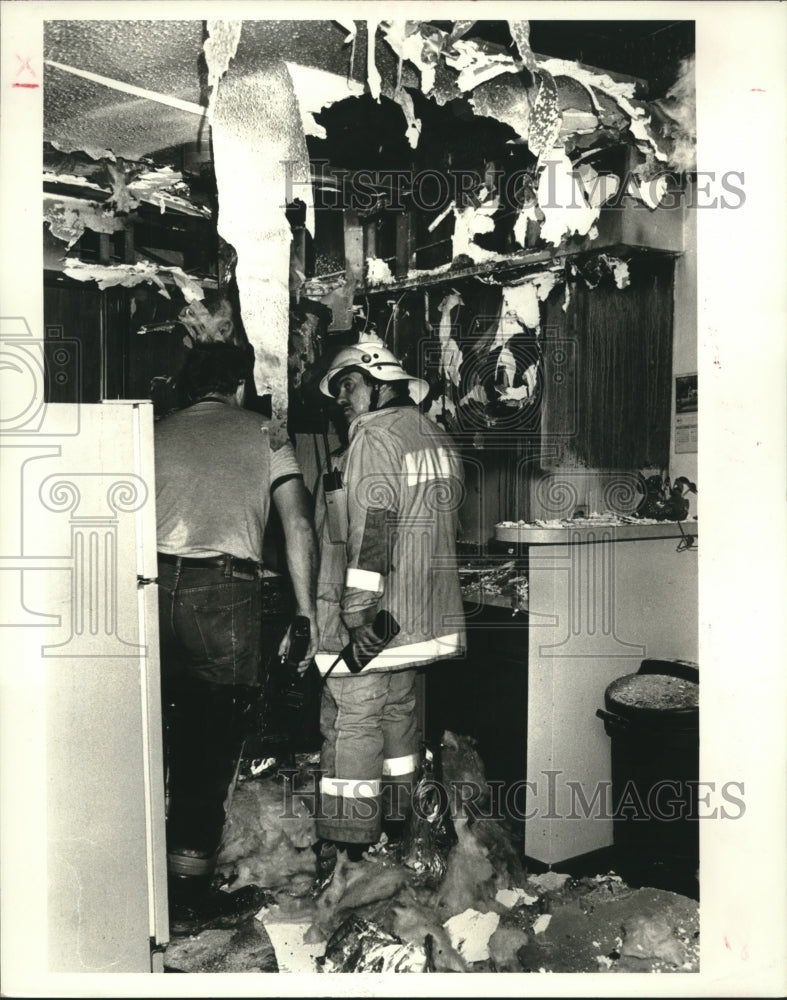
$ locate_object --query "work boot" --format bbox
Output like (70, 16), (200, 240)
(343, 842), (369, 863)
(311, 840), (371, 895)
(381, 818), (407, 849)
(313, 839), (339, 882)
(168, 874), (268, 936)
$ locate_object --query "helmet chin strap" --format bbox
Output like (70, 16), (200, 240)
(369, 380), (382, 412)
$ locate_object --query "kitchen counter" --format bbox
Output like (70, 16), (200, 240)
(492, 518), (699, 866)
(495, 519), (698, 546)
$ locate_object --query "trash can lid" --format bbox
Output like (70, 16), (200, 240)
(606, 672), (699, 715)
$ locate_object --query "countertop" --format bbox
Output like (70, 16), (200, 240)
(494, 519), (699, 546)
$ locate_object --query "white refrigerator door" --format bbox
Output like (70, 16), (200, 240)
(2, 401), (168, 973)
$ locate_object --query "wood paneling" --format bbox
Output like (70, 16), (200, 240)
(44, 276), (104, 403)
(542, 256), (674, 470)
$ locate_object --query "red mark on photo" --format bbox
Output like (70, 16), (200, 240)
(13, 55), (38, 88)
(724, 935), (731, 950)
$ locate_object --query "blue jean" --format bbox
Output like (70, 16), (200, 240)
(157, 560), (264, 688)
(157, 559), (264, 872)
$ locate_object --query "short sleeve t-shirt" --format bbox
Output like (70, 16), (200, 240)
(155, 400), (302, 562)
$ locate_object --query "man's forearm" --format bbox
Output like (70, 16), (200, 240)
(273, 478), (318, 616)
(285, 514), (318, 615)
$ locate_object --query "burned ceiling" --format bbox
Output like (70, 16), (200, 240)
(42, 18), (696, 439)
(43, 19), (694, 163)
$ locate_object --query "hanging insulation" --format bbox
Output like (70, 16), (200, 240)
(209, 58), (313, 447)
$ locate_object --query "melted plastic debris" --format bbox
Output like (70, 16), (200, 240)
(497, 283), (539, 338)
(496, 344), (516, 387)
(470, 74), (532, 139)
(513, 199), (540, 248)
(441, 342), (463, 387)
(45, 164), (210, 218)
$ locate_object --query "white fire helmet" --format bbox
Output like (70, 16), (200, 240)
(319, 342), (429, 404)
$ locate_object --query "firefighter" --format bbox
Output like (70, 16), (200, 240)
(313, 342), (466, 864)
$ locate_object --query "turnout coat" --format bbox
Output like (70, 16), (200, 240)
(314, 401), (466, 676)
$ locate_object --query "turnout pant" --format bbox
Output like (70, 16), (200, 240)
(317, 669), (420, 845)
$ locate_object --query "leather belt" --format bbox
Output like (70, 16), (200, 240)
(157, 552), (263, 577)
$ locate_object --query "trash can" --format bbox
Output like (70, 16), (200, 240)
(597, 659), (699, 886)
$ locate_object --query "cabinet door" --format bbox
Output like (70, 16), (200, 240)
(44, 277), (128, 403)
(425, 608), (528, 821)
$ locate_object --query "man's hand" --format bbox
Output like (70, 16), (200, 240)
(278, 615), (318, 674)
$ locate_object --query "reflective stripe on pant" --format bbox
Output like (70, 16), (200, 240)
(317, 669), (420, 844)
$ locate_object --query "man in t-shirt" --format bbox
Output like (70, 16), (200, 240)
(154, 338), (318, 932)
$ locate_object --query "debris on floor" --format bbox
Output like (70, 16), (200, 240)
(163, 736), (700, 974)
(163, 920), (278, 973)
(444, 908), (500, 962)
(214, 765), (319, 898)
